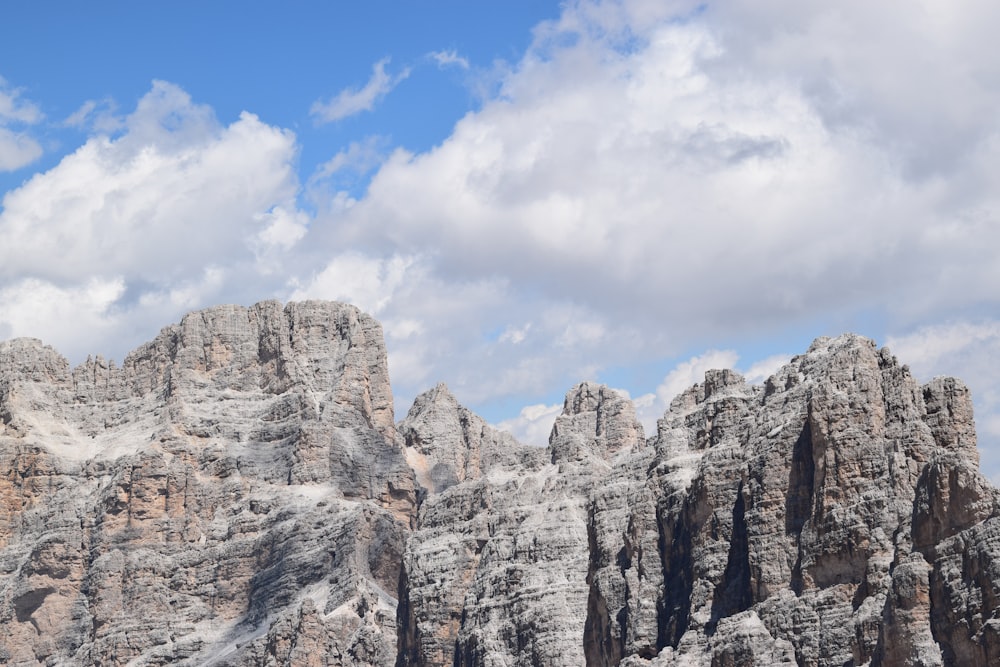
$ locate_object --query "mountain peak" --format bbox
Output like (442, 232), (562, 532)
(0, 303), (996, 666)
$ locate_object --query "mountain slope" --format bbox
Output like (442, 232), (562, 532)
(0, 302), (996, 666)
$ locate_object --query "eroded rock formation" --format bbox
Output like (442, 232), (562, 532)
(0, 303), (997, 666)
(0, 301), (414, 666)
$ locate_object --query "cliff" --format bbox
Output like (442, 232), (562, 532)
(0, 302), (996, 666)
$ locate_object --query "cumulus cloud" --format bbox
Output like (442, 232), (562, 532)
(290, 252), (414, 315)
(0, 81), (300, 285)
(311, 58), (411, 123)
(0, 277), (125, 357)
(315, 0), (999, 348)
(0, 80), (306, 362)
(496, 402), (563, 447)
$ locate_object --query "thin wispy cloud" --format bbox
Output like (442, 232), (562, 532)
(0, 77), (43, 171)
(310, 57), (410, 123)
(62, 98), (122, 133)
(0, 79), (42, 125)
(428, 49), (470, 70)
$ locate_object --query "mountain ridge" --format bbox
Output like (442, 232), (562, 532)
(0, 301), (996, 665)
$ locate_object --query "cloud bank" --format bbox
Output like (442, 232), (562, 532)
(0, 81), (304, 359)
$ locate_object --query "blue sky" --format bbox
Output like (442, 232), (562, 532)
(2, 1), (1000, 480)
(0, 1), (560, 193)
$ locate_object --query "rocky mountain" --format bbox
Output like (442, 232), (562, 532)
(0, 300), (997, 666)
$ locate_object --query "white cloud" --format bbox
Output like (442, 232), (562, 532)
(0, 128), (42, 171)
(290, 252), (414, 315)
(254, 206), (309, 253)
(429, 50), (470, 70)
(306, 136), (390, 214)
(887, 321), (1000, 479)
(634, 350), (740, 432)
(0, 77), (43, 171)
(63, 100), (97, 128)
(0, 80), (307, 363)
(0, 81), (300, 285)
(886, 322), (1000, 372)
(495, 402), (562, 447)
(251, 205), (310, 277)
(0, 79), (42, 124)
(0, 277), (125, 359)
(62, 98), (121, 133)
(310, 136), (388, 183)
(316, 0), (999, 348)
(311, 58), (411, 123)
(742, 353), (793, 385)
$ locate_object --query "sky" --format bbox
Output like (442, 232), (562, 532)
(1, 1), (999, 480)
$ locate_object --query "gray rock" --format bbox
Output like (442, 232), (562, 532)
(398, 381), (643, 667)
(398, 383), (546, 495)
(0, 301), (414, 666)
(1, 305), (998, 666)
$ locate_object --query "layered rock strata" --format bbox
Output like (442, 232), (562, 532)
(0, 303), (997, 666)
(0, 301), (415, 666)
(397, 381), (642, 667)
(399, 335), (1000, 667)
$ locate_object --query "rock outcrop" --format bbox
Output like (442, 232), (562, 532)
(0, 303), (998, 666)
(0, 301), (415, 666)
(397, 381), (642, 667)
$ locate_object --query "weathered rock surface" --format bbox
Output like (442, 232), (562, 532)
(0, 301), (415, 666)
(0, 304), (998, 666)
(400, 335), (1000, 667)
(397, 381), (643, 667)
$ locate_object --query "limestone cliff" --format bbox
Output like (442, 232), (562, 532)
(0, 303), (997, 666)
(0, 301), (415, 666)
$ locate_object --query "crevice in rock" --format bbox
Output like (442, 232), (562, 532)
(788, 417), (814, 596)
(708, 482), (752, 633)
(583, 500), (623, 667)
(785, 419), (815, 536)
(394, 561), (418, 667)
(658, 501), (693, 649)
(453, 607), (476, 667)
(927, 560), (958, 667)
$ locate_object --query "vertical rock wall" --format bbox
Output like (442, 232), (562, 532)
(399, 335), (1000, 667)
(0, 305), (998, 666)
(0, 301), (415, 666)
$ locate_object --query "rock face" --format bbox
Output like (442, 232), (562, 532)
(0, 304), (998, 666)
(0, 301), (415, 666)
(397, 381), (642, 667)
